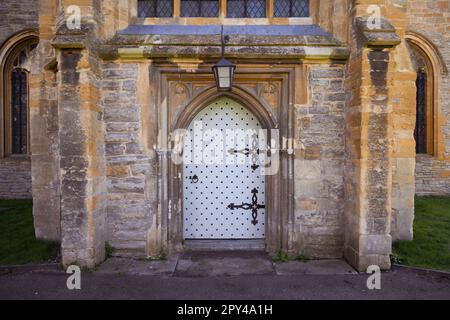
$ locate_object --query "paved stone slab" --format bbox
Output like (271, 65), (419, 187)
(1, 266), (449, 300)
(96, 256), (178, 276)
(174, 251), (275, 277)
(95, 255), (356, 277)
(274, 259), (357, 275)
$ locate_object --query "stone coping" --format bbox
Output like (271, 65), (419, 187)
(51, 24), (349, 61)
(108, 24), (343, 48)
(104, 45), (349, 61)
(355, 17), (401, 48)
(119, 24), (332, 37)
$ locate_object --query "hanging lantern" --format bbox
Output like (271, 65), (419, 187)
(212, 26), (236, 92)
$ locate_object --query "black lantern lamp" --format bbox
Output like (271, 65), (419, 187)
(212, 26), (236, 92)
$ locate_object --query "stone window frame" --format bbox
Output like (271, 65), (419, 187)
(134, 0), (312, 24)
(406, 31), (448, 159)
(0, 31), (39, 159)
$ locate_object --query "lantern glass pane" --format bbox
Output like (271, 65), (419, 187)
(219, 77), (230, 88)
(217, 66), (231, 88)
(218, 66), (229, 78)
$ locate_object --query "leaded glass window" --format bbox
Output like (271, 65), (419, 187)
(227, 0), (266, 18)
(274, 0), (309, 17)
(181, 0), (219, 17)
(415, 68), (427, 154)
(11, 69), (28, 154)
(138, 0), (173, 17)
(5, 41), (37, 155)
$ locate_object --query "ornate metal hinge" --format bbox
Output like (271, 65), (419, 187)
(227, 133), (261, 172)
(227, 188), (265, 226)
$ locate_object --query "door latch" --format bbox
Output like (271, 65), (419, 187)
(189, 174), (199, 183)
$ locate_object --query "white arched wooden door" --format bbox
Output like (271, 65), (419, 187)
(182, 97), (266, 239)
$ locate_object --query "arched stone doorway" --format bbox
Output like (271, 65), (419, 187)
(166, 86), (287, 253)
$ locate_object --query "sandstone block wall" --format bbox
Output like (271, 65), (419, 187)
(28, 0), (61, 240)
(383, 0), (418, 242)
(342, 1), (408, 270)
(294, 65), (346, 259)
(102, 61), (156, 256)
(415, 154), (450, 195)
(0, 0), (38, 46)
(0, 157), (32, 199)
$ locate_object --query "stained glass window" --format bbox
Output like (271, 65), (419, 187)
(181, 0), (219, 17)
(227, 0), (266, 18)
(274, 0), (309, 17)
(138, 0), (173, 17)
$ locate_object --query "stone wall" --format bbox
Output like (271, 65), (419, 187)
(57, 47), (108, 268)
(385, 1), (417, 242)
(0, 157), (32, 199)
(415, 154), (450, 195)
(29, 0), (61, 241)
(407, 0), (450, 196)
(294, 65), (346, 259)
(101, 61), (348, 260)
(343, 0), (409, 271)
(24, 0), (434, 270)
(311, 0), (350, 44)
(0, 0), (38, 46)
(102, 61), (156, 257)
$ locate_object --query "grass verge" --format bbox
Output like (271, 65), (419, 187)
(393, 196), (450, 272)
(0, 199), (59, 265)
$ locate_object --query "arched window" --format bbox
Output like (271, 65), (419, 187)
(408, 43), (433, 155)
(1, 35), (38, 157)
(406, 32), (448, 157)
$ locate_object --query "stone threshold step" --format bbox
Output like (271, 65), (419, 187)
(183, 239), (265, 251)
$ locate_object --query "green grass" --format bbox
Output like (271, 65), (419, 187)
(0, 200), (59, 265)
(1, 197), (449, 270)
(393, 196), (450, 272)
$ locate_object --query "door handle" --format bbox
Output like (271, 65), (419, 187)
(189, 174), (199, 183)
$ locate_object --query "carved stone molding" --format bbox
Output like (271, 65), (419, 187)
(170, 82), (190, 111)
(259, 82), (280, 110)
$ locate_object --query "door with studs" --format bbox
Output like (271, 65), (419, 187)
(183, 97), (266, 240)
